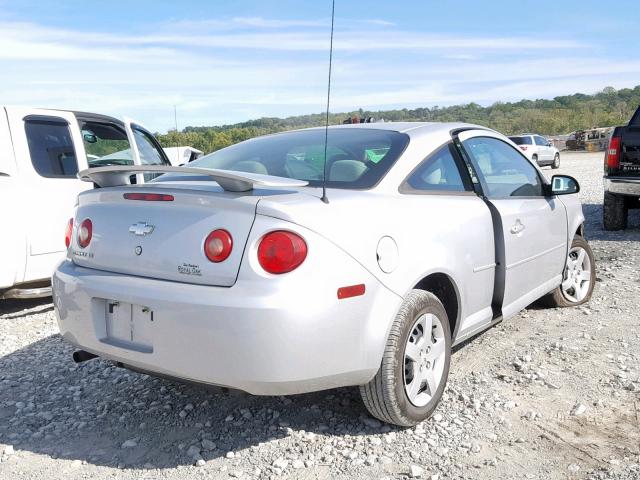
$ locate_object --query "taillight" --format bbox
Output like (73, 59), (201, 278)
(65, 219), (73, 248)
(519, 146), (528, 151)
(204, 229), (233, 263)
(258, 231), (307, 274)
(607, 135), (621, 169)
(77, 219), (92, 248)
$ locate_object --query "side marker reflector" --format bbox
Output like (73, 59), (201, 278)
(337, 284), (366, 300)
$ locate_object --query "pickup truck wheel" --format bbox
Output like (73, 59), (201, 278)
(552, 153), (560, 169)
(359, 290), (451, 426)
(543, 236), (595, 308)
(603, 192), (628, 230)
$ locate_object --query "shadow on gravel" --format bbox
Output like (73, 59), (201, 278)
(0, 298), (53, 318)
(0, 334), (395, 469)
(582, 203), (640, 241)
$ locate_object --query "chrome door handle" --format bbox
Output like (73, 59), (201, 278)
(510, 219), (525, 235)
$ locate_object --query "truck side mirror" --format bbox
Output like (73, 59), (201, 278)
(550, 175), (579, 195)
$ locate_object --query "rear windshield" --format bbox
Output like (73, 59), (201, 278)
(188, 128), (409, 189)
(508, 136), (532, 145)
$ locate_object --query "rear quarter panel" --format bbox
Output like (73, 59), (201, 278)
(257, 190), (496, 337)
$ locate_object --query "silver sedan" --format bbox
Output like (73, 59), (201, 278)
(53, 122), (595, 426)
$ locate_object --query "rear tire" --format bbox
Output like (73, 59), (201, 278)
(542, 235), (595, 308)
(359, 290), (451, 427)
(552, 153), (560, 169)
(532, 154), (539, 165)
(603, 191), (627, 231)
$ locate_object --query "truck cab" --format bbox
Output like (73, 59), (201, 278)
(603, 105), (640, 230)
(0, 107), (169, 299)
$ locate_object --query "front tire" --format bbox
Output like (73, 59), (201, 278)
(542, 235), (595, 308)
(603, 191), (627, 230)
(552, 153), (560, 169)
(360, 290), (451, 426)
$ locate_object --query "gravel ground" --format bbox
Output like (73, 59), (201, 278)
(1, 151), (639, 480)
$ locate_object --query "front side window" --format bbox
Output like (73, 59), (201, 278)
(534, 136), (547, 146)
(25, 119), (78, 178)
(133, 127), (168, 166)
(405, 144), (467, 192)
(187, 129), (409, 189)
(81, 121), (132, 167)
(462, 136), (543, 198)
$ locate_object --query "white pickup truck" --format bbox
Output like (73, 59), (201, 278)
(0, 107), (170, 299)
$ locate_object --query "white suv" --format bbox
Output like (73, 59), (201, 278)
(509, 134), (560, 169)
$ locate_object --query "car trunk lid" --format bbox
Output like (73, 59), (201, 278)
(71, 184), (260, 287)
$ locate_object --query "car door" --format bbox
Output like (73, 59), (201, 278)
(534, 136), (550, 162)
(457, 130), (567, 319)
(0, 108), (25, 289)
(5, 107), (91, 283)
(124, 119), (170, 183)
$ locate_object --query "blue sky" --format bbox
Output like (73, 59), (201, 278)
(0, 0), (638, 132)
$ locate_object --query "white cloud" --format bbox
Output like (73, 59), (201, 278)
(0, 17), (632, 131)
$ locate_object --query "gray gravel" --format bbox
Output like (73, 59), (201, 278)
(1, 151), (639, 480)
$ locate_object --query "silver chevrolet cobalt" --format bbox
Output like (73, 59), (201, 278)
(54, 123), (595, 426)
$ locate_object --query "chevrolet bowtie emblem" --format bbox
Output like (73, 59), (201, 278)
(129, 222), (155, 236)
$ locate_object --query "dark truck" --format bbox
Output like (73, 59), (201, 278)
(603, 105), (640, 230)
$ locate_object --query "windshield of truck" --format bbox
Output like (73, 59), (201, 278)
(81, 122), (133, 167)
(508, 136), (533, 145)
(187, 128), (409, 189)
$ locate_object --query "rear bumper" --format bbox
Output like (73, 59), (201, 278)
(52, 260), (402, 395)
(605, 177), (640, 196)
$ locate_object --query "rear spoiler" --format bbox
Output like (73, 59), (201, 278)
(77, 165), (308, 192)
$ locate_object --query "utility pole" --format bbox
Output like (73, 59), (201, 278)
(174, 105), (178, 133)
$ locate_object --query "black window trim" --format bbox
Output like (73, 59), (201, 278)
(23, 115), (79, 180)
(453, 134), (552, 200)
(399, 140), (476, 196)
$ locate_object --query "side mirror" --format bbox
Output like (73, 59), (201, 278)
(550, 175), (579, 195)
(82, 130), (97, 143)
(547, 141), (553, 147)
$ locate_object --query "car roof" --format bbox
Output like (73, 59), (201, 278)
(73, 111), (124, 127)
(290, 121), (487, 138)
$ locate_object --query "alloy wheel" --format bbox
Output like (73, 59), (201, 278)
(403, 313), (446, 407)
(561, 246), (592, 302)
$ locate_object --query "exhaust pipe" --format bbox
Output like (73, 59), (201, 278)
(73, 350), (98, 363)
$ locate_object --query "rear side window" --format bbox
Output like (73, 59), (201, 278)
(534, 136), (547, 146)
(404, 144), (467, 192)
(25, 119), (78, 178)
(508, 136), (532, 145)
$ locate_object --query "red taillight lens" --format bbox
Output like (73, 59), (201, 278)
(204, 229), (233, 263)
(257, 231), (307, 274)
(607, 135), (621, 169)
(123, 193), (174, 201)
(77, 219), (92, 248)
(519, 146), (528, 151)
(65, 218), (73, 248)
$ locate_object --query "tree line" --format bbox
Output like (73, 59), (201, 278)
(156, 85), (640, 155)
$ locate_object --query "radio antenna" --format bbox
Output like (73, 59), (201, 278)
(320, 0), (335, 204)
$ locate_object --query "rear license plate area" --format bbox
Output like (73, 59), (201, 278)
(98, 299), (154, 353)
